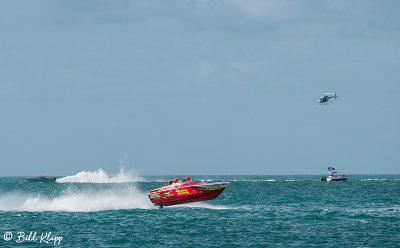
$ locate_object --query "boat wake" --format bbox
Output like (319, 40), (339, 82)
(57, 168), (144, 183)
(0, 186), (154, 212)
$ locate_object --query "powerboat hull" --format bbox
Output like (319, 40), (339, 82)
(322, 176), (347, 182)
(27, 177), (56, 182)
(148, 181), (229, 208)
(327, 177), (347, 182)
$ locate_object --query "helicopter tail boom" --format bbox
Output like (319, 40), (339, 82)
(322, 92), (338, 99)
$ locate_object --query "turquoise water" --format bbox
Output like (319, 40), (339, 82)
(1, 175), (399, 247)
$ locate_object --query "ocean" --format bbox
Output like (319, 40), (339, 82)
(1, 171), (399, 247)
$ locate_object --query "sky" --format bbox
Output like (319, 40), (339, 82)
(0, 0), (399, 176)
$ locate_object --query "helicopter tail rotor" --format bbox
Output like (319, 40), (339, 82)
(333, 92), (338, 99)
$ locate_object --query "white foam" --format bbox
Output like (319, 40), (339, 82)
(345, 206), (400, 216)
(200, 179), (214, 182)
(57, 168), (144, 183)
(361, 178), (388, 181)
(360, 178), (400, 181)
(0, 186), (154, 212)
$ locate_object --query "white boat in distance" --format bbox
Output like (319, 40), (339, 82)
(321, 167), (347, 182)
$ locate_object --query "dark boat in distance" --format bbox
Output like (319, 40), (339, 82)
(148, 177), (229, 208)
(26, 175), (56, 182)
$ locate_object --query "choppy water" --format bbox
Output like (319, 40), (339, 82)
(1, 172), (399, 247)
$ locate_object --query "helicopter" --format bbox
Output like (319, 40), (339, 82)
(318, 92), (338, 104)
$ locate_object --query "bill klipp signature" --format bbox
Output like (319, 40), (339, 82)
(3, 231), (63, 246)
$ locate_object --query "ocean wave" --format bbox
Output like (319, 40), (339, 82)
(230, 179), (277, 182)
(200, 179), (214, 182)
(0, 186), (154, 212)
(361, 179), (387, 181)
(345, 206), (400, 217)
(56, 168), (144, 183)
(359, 178), (400, 181)
(170, 202), (238, 210)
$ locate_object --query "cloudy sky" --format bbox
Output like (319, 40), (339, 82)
(0, 0), (399, 176)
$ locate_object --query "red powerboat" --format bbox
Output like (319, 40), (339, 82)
(148, 179), (229, 208)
